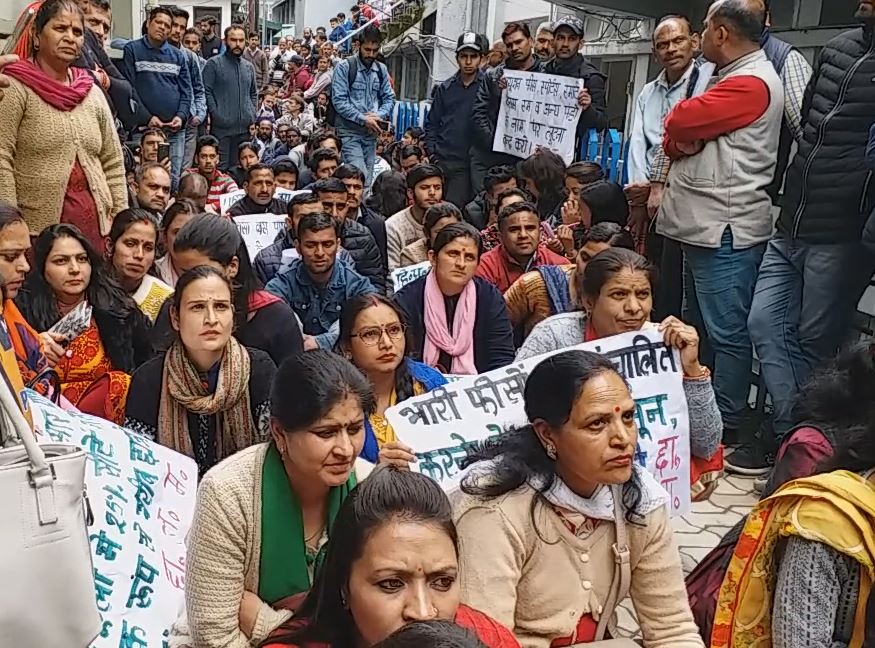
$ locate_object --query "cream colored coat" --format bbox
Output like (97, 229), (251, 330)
(174, 443), (373, 648)
(455, 485), (704, 648)
(0, 78), (127, 236)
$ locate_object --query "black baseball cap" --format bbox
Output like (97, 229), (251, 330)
(456, 32), (488, 54)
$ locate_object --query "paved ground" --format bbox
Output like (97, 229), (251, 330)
(615, 473), (759, 638)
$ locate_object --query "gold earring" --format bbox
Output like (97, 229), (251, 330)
(546, 443), (557, 460)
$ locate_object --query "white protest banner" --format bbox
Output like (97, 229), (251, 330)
(385, 329), (692, 515)
(219, 189), (245, 215)
(26, 391), (197, 648)
(219, 187), (305, 215)
(493, 70), (583, 164)
(391, 261), (430, 293)
(233, 214), (287, 260)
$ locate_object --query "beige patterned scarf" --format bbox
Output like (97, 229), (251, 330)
(158, 337), (256, 463)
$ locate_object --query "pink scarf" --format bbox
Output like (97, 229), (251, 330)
(422, 271), (478, 375)
(4, 59), (93, 111)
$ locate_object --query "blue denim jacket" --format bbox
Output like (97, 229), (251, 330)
(331, 55), (395, 132)
(265, 258), (376, 348)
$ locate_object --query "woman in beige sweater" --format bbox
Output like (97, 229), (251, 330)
(0, 0), (127, 253)
(454, 350), (704, 648)
(177, 351), (377, 648)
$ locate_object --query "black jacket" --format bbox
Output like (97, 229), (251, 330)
(394, 276), (515, 373)
(73, 30), (147, 130)
(543, 54), (608, 134)
(227, 196), (289, 218)
(341, 218), (386, 292)
(124, 347), (275, 475)
(254, 229), (294, 286)
(777, 26), (875, 244)
(425, 70), (484, 163)
(354, 204), (388, 274)
(464, 192), (488, 230)
(471, 57), (543, 155)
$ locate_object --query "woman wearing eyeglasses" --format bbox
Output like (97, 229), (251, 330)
(339, 294), (447, 466)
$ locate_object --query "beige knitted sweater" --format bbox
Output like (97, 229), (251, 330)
(386, 206), (425, 273)
(180, 443), (374, 648)
(455, 485), (705, 648)
(0, 77), (128, 236)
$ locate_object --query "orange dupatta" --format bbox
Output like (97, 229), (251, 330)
(711, 470), (875, 648)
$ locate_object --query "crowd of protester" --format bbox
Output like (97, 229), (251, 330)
(1, 0), (875, 645)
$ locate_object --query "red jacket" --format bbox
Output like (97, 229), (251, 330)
(285, 66), (314, 94)
(476, 244), (568, 294)
(263, 603), (520, 648)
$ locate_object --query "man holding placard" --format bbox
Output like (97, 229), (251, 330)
(470, 23), (544, 192)
(227, 164), (290, 217)
(543, 16), (609, 135)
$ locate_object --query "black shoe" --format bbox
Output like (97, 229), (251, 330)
(725, 444), (774, 476)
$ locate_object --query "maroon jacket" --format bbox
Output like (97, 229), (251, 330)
(284, 66), (314, 94)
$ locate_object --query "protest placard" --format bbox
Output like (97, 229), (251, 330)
(27, 391), (197, 648)
(391, 261), (430, 293)
(492, 70), (583, 164)
(218, 189), (245, 215)
(385, 329), (692, 515)
(232, 214), (287, 260)
(219, 187), (305, 215)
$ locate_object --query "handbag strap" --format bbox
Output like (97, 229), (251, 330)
(594, 484), (632, 641)
(0, 364), (58, 525)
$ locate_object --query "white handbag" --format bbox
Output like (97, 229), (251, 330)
(0, 376), (101, 647)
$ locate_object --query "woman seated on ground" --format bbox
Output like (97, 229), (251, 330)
(517, 248), (722, 497)
(107, 209), (173, 322)
(16, 224), (151, 423)
(455, 350), (705, 648)
(687, 341), (875, 642)
(712, 417), (875, 648)
(152, 214), (304, 366)
(394, 223), (514, 375)
(505, 222), (635, 337)
(125, 266), (276, 474)
(556, 180), (632, 259)
(263, 466), (521, 648)
(0, 202), (49, 385)
(398, 202), (462, 269)
(179, 351), (376, 648)
(339, 294), (446, 464)
(154, 198), (198, 287)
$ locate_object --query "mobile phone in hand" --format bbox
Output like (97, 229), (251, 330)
(158, 143), (170, 163)
(377, 119), (391, 131)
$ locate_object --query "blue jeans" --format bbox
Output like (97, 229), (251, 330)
(748, 234), (869, 437)
(337, 126), (376, 188)
(165, 127), (186, 192)
(683, 229), (765, 428)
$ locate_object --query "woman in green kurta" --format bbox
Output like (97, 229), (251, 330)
(179, 350), (376, 648)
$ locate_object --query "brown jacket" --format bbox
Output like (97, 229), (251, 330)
(0, 78), (127, 236)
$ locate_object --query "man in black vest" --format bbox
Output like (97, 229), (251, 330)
(737, 0), (875, 475)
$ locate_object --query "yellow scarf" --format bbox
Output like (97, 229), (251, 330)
(712, 470), (875, 648)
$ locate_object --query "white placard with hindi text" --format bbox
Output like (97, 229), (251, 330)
(232, 214), (287, 260)
(26, 390), (197, 648)
(219, 187), (305, 215)
(386, 329), (692, 515)
(218, 189), (246, 215)
(493, 70), (583, 164)
(391, 261), (430, 293)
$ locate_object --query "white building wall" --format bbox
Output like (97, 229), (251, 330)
(295, 0), (353, 36)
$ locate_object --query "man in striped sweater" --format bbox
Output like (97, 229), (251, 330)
(187, 136), (239, 213)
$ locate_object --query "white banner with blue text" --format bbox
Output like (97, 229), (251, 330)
(27, 391), (197, 648)
(386, 329), (692, 515)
